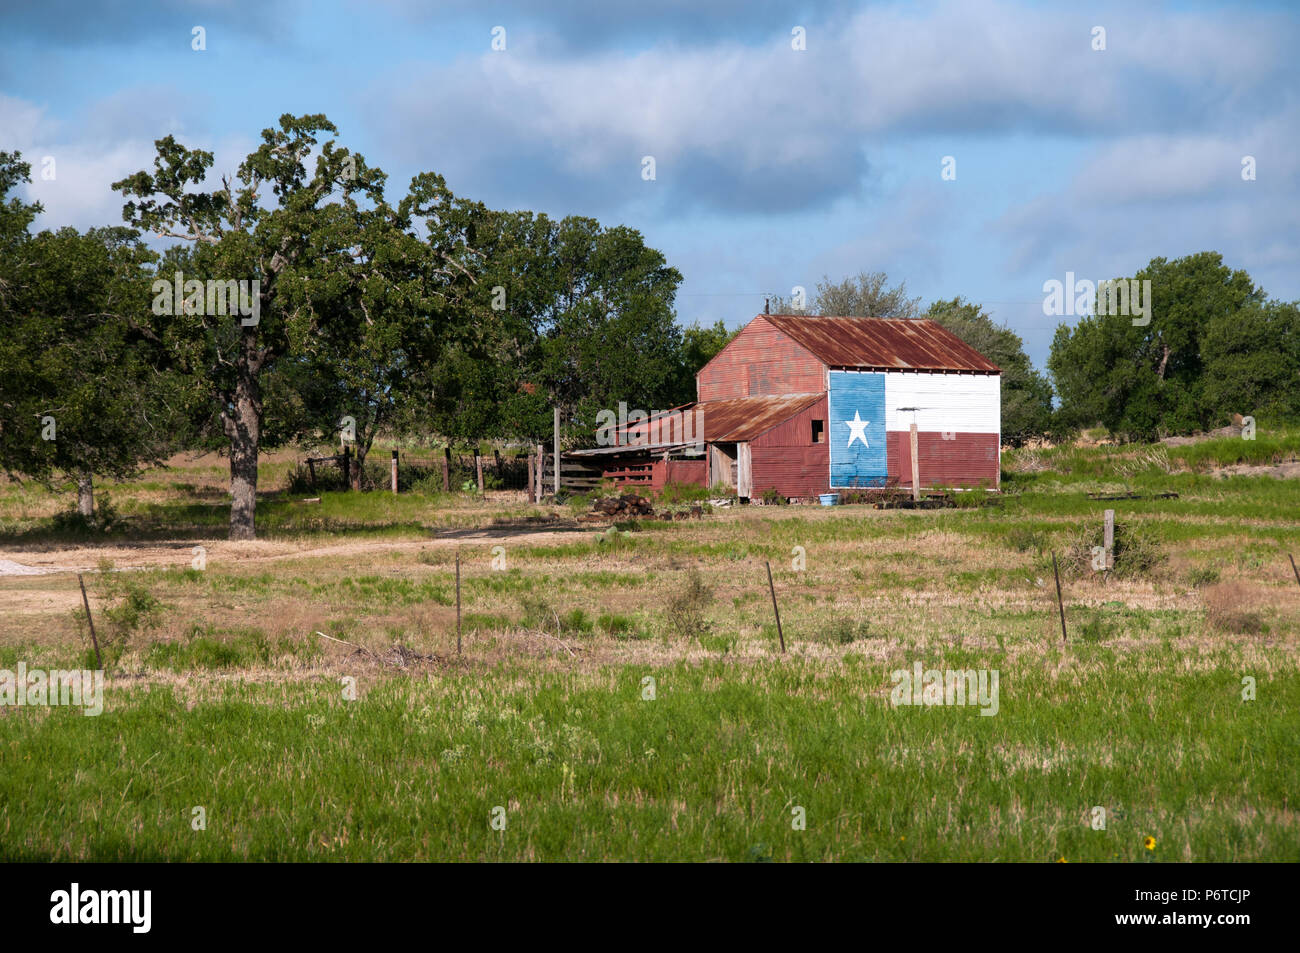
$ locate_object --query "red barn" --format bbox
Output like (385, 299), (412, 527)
(569, 314), (1001, 500)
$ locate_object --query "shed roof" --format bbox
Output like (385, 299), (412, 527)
(698, 393), (825, 442)
(760, 315), (1000, 373)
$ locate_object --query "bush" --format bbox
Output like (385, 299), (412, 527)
(1005, 528), (1048, 555)
(74, 560), (164, 668)
(50, 493), (123, 535)
(761, 487), (787, 506)
(665, 570), (713, 641)
(1202, 582), (1268, 635)
(822, 618), (874, 644)
(1062, 518), (1165, 579)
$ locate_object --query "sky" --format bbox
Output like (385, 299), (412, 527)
(2, 0), (1297, 370)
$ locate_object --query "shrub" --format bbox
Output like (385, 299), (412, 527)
(74, 561), (164, 668)
(1005, 528), (1048, 555)
(1202, 582), (1268, 635)
(1062, 518), (1165, 579)
(50, 493), (123, 535)
(1188, 566), (1221, 588)
(822, 618), (874, 644)
(665, 570), (713, 641)
(761, 487), (787, 506)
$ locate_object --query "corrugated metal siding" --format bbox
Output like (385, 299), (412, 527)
(888, 431), (1001, 488)
(827, 371), (888, 488)
(884, 372), (1001, 434)
(697, 318), (824, 400)
(763, 315), (1001, 373)
(750, 395), (830, 498)
(664, 459), (707, 488)
(752, 447), (831, 498)
(698, 393), (825, 441)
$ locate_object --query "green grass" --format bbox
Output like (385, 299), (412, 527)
(3, 431), (1299, 861)
(1, 650), (1295, 861)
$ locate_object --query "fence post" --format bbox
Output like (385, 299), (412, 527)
(553, 408), (561, 496)
(442, 447), (451, 492)
(909, 423), (921, 502)
(536, 443), (545, 500)
(77, 573), (102, 670)
(526, 452), (535, 503)
(391, 449), (399, 494)
(1104, 509), (1115, 569)
(475, 449), (485, 494)
(765, 561), (786, 653)
(1052, 551), (1068, 642)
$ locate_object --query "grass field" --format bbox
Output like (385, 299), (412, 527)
(1, 434), (1298, 861)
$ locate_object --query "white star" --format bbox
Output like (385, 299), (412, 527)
(845, 410), (870, 448)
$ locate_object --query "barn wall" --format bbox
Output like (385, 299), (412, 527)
(826, 370), (888, 488)
(663, 460), (707, 488)
(697, 318), (825, 401)
(883, 372), (1000, 434)
(750, 395), (831, 497)
(888, 431), (1000, 488)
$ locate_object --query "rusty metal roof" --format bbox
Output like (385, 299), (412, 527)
(698, 393), (824, 442)
(760, 315), (1000, 373)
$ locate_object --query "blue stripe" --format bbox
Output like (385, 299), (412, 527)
(828, 371), (887, 488)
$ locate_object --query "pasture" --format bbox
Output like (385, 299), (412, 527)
(1, 434), (1298, 861)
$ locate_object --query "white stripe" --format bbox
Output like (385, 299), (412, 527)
(882, 372), (1000, 434)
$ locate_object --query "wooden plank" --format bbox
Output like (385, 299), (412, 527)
(1104, 509), (1115, 569)
(909, 423), (920, 501)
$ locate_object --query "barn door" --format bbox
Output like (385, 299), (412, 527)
(737, 443), (752, 498)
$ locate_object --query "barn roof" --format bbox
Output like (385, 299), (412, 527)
(698, 393), (824, 442)
(760, 315), (1000, 373)
(567, 393), (826, 456)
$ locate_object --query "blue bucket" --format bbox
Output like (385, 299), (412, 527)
(819, 493), (840, 506)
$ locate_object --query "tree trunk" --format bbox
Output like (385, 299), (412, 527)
(76, 472), (94, 517)
(226, 333), (263, 541)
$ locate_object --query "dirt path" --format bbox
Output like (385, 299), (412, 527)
(0, 525), (603, 577)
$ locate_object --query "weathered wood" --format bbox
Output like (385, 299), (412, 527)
(1289, 553), (1300, 588)
(909, 423), (921, 502)
(391, 449), (399, 494)
(1103, 509), (1115, 569)
(307, 458), (316, 488)
(475, 450), (485, 494)
(553, 408), (561, 496)
(77, 574), (102, 670)
(526, 452), (535, 502)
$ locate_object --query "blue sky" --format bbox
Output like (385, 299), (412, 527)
(2, 0), (1297, 370)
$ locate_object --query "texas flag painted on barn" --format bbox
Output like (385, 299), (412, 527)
(827, 367), (1000, 489)
(828, 370), (887, 487)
